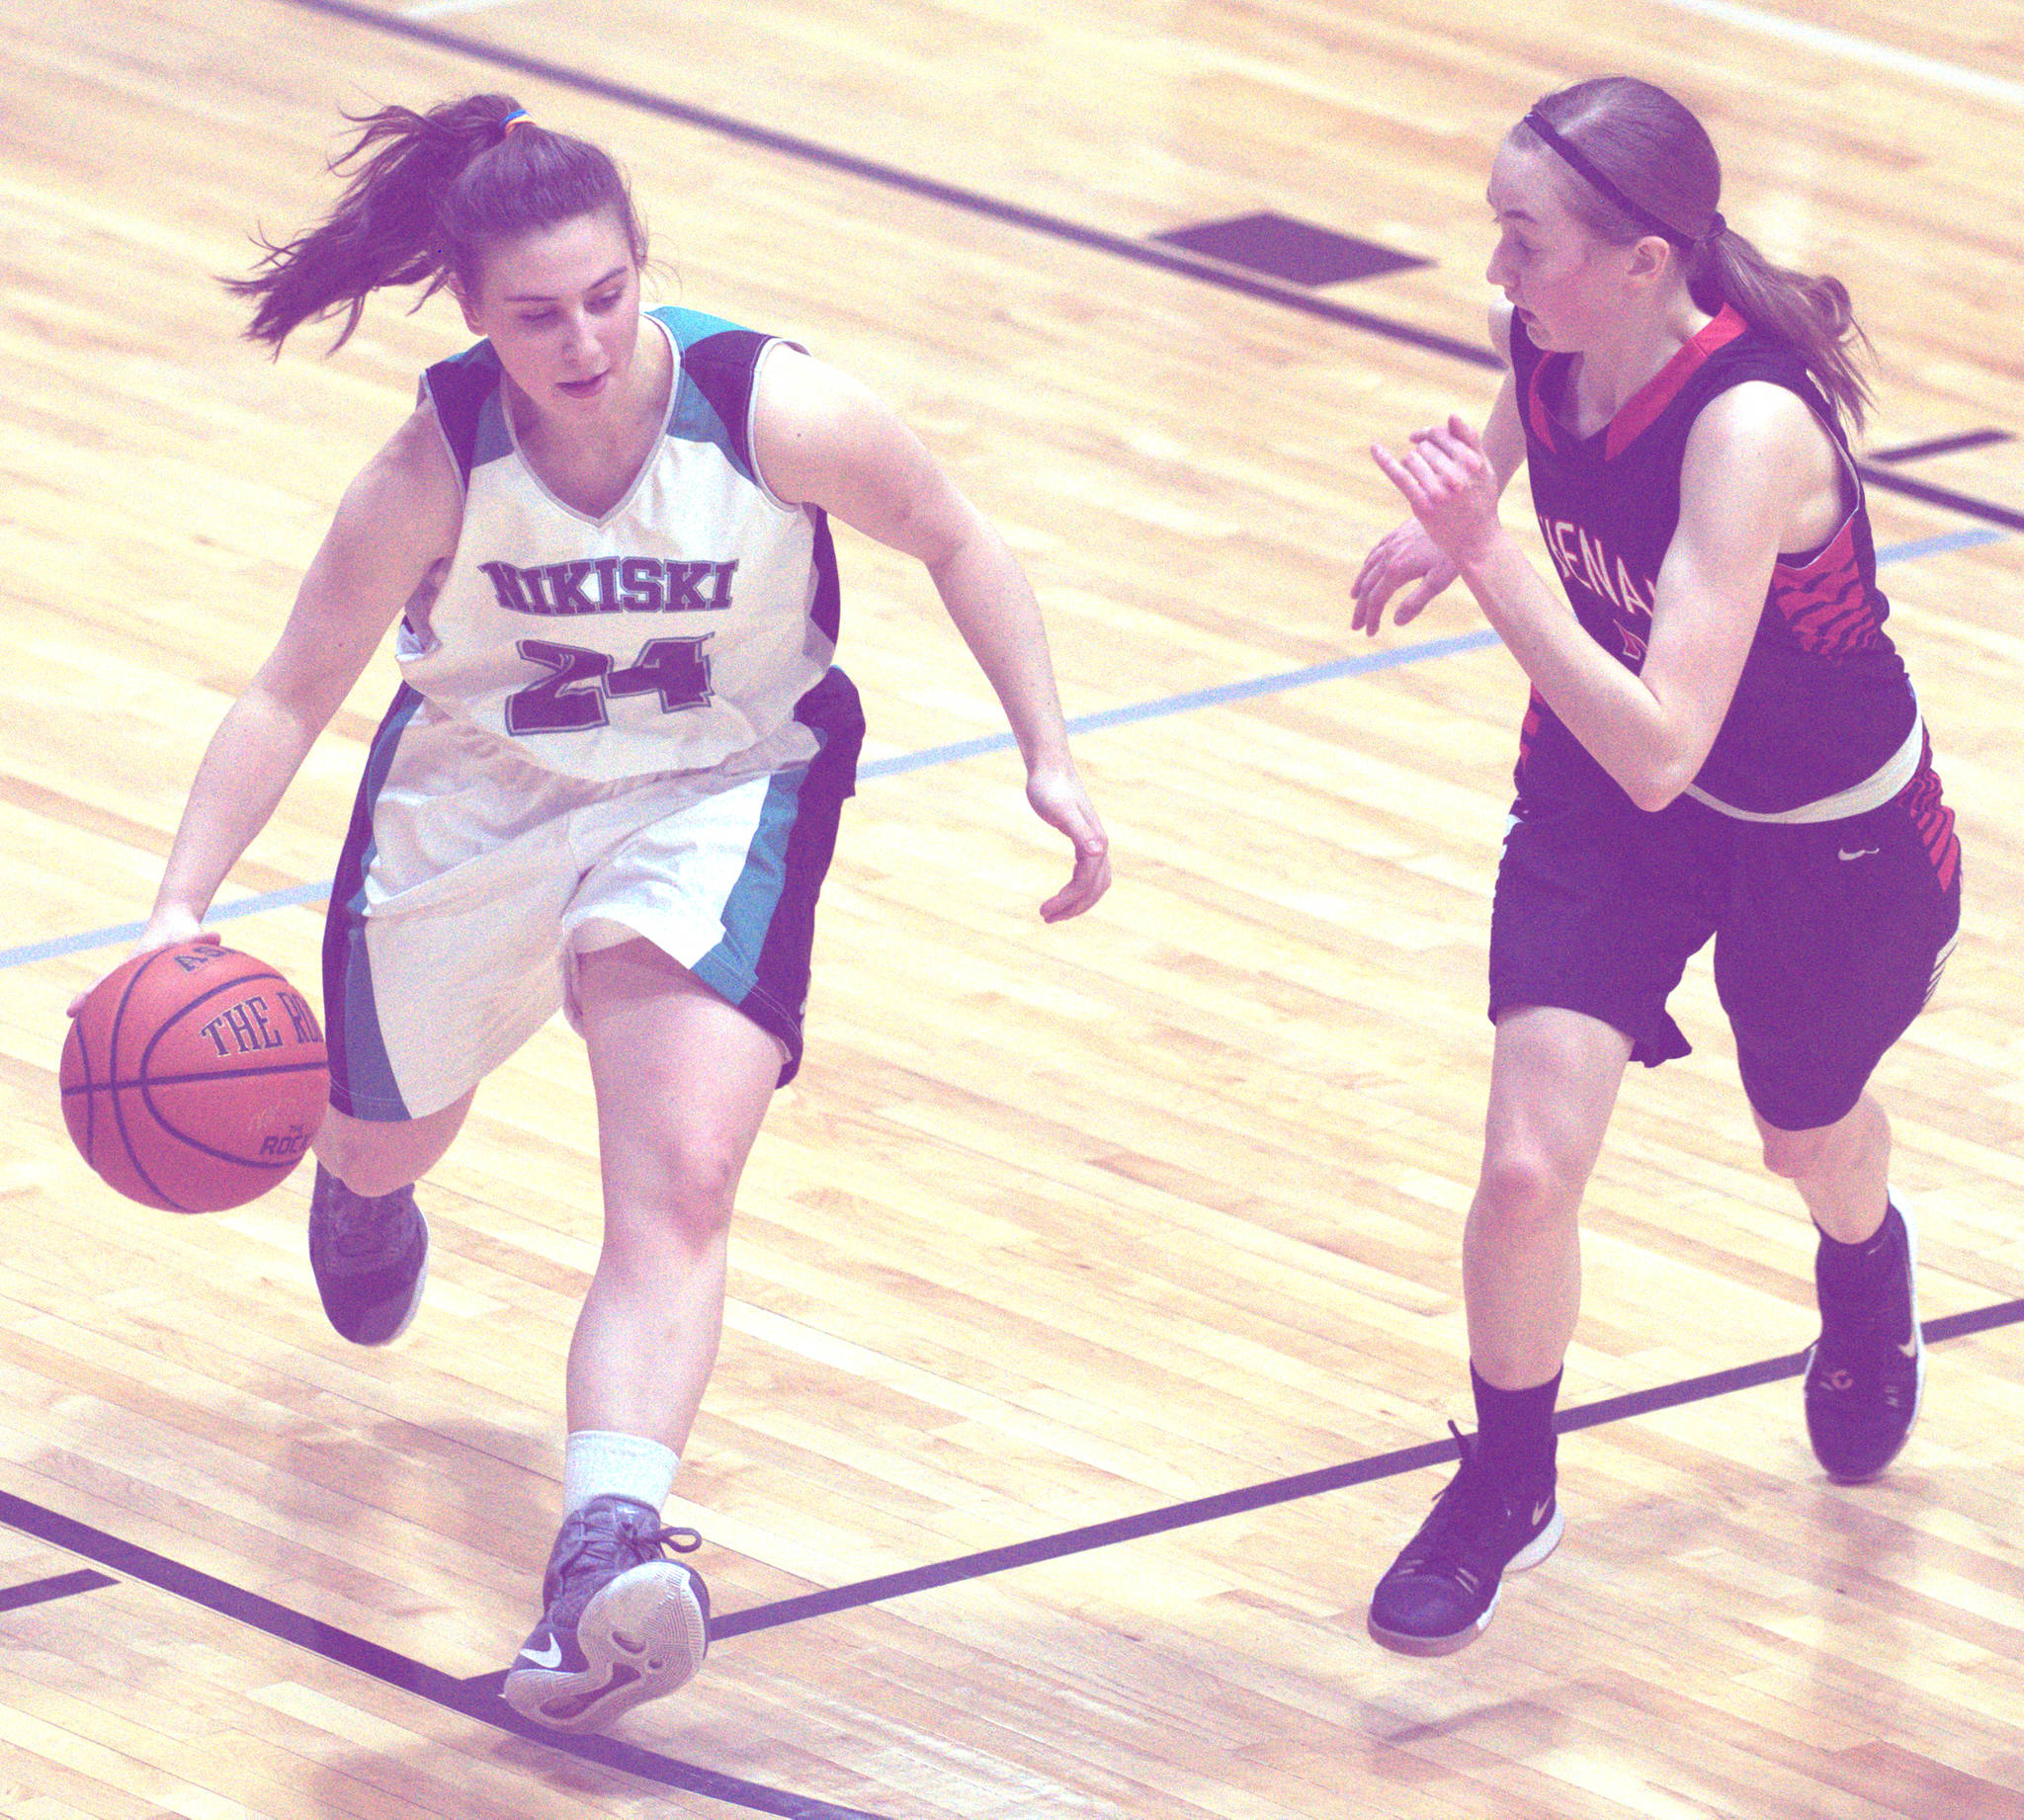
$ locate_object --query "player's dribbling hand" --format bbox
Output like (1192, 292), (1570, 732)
(1025, 765), (1112, 922)
(66, 907), (216, 1018)
(1368, 414), (1504, 589)
(1351, 517), (1460, 636)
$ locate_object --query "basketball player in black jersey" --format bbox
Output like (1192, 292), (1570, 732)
(1350, 76), (1961, 1657)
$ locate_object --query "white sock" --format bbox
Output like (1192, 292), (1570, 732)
(562, 1430), (679, 1516)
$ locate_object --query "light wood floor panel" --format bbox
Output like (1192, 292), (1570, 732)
(4, 0), (2024, 1815)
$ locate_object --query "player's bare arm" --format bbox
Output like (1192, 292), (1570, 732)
(1370, 379), (1822, 810)
(752, 345), (1111, 920)
(1629, 381), (1843, 795)
(142, 406), (463, 945)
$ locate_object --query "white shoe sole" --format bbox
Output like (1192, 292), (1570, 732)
(502, 1562), (708, 1733)
(377, 1213), (429, 1347)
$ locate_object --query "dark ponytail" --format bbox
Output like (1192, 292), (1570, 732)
(1515, 77), (1873, 433)
(224, 93), (646, 354)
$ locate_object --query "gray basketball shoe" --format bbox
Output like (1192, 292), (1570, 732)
(503, 1495), (710, 1733)
(306, 1163), (429, 1346)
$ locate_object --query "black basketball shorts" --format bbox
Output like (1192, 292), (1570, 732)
(1487, 760), (1961, 1132)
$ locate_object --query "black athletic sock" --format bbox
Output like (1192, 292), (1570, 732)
(1470, 1363), (1560, 1489)
(1815, 1201), (1909, 1334)
(1814, 1201), (1904, 1298)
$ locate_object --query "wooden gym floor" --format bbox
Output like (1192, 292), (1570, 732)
(2, 1), (2023, 1814)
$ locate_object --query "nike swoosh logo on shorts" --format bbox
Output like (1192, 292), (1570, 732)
(1531, 1499), (1552, 1527)
(518, 1637), (565, 1670)
(1838, 848), (1880, 862)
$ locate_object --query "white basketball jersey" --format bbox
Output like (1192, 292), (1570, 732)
(398, 306), (839, 780)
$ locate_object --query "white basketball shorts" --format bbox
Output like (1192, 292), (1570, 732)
(322, 668), (862, 1120)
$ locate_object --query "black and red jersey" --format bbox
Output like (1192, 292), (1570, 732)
(1509, 305), (1916, 815)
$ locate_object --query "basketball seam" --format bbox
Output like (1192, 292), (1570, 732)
(134, 967), (296, 1084)
(105, 948), (187, 1213)
(61, 1060), (330, 1095)
(136, 1071), (320, 1173)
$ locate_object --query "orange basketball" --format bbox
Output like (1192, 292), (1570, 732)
(60, 940), (329, 1213)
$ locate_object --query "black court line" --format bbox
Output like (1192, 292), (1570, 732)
(11, 1300), (2016, 1724)
(0, 1491), (888, 1820)
(0, 1567), (117, 1613)
(1852, 464), (2024, 533)
(277, 0), (2024, 538)
(274, 0), (1498, 371)
(1868, 428), (2014, 464)
(708, 1295), (2024, 1638)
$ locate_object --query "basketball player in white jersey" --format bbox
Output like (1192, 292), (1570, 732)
(87, 94), (1110, 1731)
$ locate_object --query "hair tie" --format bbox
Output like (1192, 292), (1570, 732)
(1522, 108), (1695, 250)
(1702, 210), (1728, 243)
(500, 109), (534, 134)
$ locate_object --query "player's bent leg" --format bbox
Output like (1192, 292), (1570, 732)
(1757, 1095), (1921, 1483)
(304, 1092), (472, 1346)
(504, 940), (778, 1731)
(1370, 1006), (1629, 1657)
(566, 939), (781, 1448)
(1465, 1005), (1632, 1384)
(314, 1093), (474, 1200)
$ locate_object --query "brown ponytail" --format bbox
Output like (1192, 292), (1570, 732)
(1515, 77), (1873, 433)
(224, 93), (646, 354)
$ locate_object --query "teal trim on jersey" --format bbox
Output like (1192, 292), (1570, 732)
(329, 689), (428, 1122)
(445, 335), (501, 371)
(471, 390), (513, 470)
(650, 305), (756, 483)
(651, 304), (746, 351)
(689, 764), (804, 1015)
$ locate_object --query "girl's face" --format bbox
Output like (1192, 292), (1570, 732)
(461, 211), (645, 414)
(1483, 140), (1661, 352)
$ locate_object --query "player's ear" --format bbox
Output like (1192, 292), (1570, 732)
(1626, 234), (1673, 287)
(447, 275), (482, 334)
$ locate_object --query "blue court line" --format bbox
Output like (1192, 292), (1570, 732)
(1871, 527), (2009, 563)
(0, 630), (1503, 971)
(708, 1294), (2024, 1639)
(0, 1568), (117, 1613)
(858, 627), (1503, 779)
(0, 1490), (887, 1820)
(1, 530), (2004, 973)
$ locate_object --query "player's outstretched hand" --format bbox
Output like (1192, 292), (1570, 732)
(1026, 765), (1111, 923)
(1351, 516), (1460, 637)
(65, 909), (215, 1017)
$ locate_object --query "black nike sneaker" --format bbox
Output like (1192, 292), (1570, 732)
(1368, 1425), (1563, 1657)
(1805, 1201), (1923, 1484)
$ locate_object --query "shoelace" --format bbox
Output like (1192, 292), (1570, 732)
(1395, 1424), (1505, 1574)
(318, 1177), (417, 1261)
(549, 1510), (703, 1623)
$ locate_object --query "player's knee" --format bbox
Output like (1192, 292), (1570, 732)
(1474, 1144), (1576, 1237)
(613, 1133), (742, 1245)
(1758, 1122), (1832, 1182)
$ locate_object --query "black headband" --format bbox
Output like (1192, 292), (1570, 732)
(1521, 109), (1722, 248)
